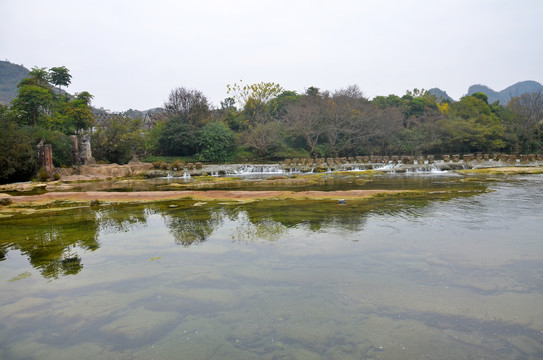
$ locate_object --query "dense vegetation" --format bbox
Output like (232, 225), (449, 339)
(1, 66), (542, 184)
(0, 66), (94, 183)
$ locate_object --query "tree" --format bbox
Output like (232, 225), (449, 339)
(305, 86), (320, 97)
(441, 95), (505, 152)
(92, 115), (145, 164)
(158, 118), (199, 156)
(284, 95), (327, 156)
(268, 90), (299, 120)
(226, 80), (283, 108)
(76, 91), (94, 106)
(506, 92), (543, 152)
(246, 122), (286, 158)
(164, 87), (209, 125)
(26, 67), (50, 87)
(65, 98), (94, 134)
(11, 84), (53, 125)
(49, 66), (72, 94)
(197, 121), (235, 162)
(0, 110), (38, 183)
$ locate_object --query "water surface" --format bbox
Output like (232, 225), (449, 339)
(0, 175), (542, 359)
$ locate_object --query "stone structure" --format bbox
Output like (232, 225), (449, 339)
(79, 134), (96, 165)
(37, 139), (55, 176)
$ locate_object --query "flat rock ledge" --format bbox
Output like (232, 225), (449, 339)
(1, 189), (413, 205)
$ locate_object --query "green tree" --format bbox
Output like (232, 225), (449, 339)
(268, 90), (299, 120)
(158, 118), (199, 156)
(441, 95), (505, 152)
(197, 121), (235, 162)
(0, 109), (38, 183)
(26, 66), (50, 87)
(49, 66), (72, 94)
(76, 91), (94, 106)
(65, 98), (94, 134)
(92, 115), (145, 164)
(11, 84), (53, 125)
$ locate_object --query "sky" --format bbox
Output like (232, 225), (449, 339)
(1, 0), (542, 112)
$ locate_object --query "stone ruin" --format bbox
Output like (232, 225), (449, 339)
(37, 139), (55, 176)
(71, 134), (95, 165)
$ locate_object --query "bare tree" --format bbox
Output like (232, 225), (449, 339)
(164, 87), (209, 125)
(284, 96), (326, 156)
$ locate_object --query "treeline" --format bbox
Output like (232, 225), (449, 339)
(142, 82), (543, 161)
(1, 70), (543, 184)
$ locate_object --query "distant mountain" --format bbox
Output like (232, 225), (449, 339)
(428, 88), (453, 102)
(0, 60), (29, 105)
(123, 107), (165, 119)
(466, 80), (543, 105)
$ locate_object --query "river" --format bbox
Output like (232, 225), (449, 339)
(0, 173), (542, 359)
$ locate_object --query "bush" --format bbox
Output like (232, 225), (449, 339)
(0, 119), (39, 184)
(37, 168), (49, 182)
(197, 121), (235, 163)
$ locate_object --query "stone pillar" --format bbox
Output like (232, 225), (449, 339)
(37, 140), (55, 176)
(79, 134), (95, 165)
(70, 135), (79, 165)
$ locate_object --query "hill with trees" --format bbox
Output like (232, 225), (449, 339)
(0, 60), (29, 105)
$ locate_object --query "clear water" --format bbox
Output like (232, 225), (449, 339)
(0, 175), (542, 359)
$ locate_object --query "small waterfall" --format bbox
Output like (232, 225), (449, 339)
(233, 165), (286, 175)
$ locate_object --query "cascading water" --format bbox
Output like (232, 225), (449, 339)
(232, 165), (286, 175)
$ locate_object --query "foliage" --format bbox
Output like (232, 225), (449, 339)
(197, 121), (235, 163)
(158, 117), (199, 156)
(163, 87), (210, 126)
(440, 95), (505, 152)
(11, 84), (53, 125)
(505, 92), (543, 153)
(246, 122), (286, 158)
(28, 127), (74, 167)
(0, 112), (38, 183)
(92, 116), (145, 164)
(49, 66), (71, 94)
(227, 80), (283, 108)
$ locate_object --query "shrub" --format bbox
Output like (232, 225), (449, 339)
(197, 121), (235, 163)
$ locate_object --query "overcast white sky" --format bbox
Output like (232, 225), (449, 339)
(1, 0), (542, 111)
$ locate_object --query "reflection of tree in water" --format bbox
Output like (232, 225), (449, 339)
(233, 215), (288, 243)
(0, 204), (151, 279)
(163, 207), (223, 247)
(239, 200), (370, 234)
(1, 208), (100, 279)
(95, 204), (149, 233)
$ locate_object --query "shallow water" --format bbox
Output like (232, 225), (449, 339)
(0, 175), (542, 359)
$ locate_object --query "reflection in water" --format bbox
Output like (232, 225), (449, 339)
(163, 207), (223, 246)
(0, 188), (483, 278)
(0, 208), (100, 278)
(1, 176), (542, 359)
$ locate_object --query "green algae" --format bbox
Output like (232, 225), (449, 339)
(8, 272), (31, 282)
